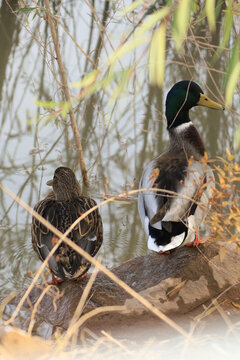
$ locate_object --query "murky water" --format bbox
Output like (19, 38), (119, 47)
(0, 1), (238, 294)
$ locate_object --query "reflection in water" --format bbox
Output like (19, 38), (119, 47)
(0, 1), (238, 294)
(0, 0), (20, 100)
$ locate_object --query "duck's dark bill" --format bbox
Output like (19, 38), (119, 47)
(197, 93), (224, 110)
(46, 179), (53, 186)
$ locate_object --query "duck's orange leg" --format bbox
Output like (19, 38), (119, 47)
(47, 273), (64, 285)
(76, 272), (88, 281)
(186, 228), (207, 247)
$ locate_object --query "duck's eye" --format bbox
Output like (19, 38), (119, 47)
(205, 98), (208, 101)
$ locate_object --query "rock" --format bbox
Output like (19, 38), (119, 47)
(3, 243), (240, 337)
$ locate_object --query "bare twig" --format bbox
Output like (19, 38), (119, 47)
(1, 183), (189, 338)
(101, 330), (132, 354)
(28, 285), (61, 335)
(63, 267), (99, 346)
(44, 0), (89, 187)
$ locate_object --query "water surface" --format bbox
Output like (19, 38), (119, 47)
(0, 1), (237, 294)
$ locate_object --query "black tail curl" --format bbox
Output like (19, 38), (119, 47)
(149, 221), (188, 247)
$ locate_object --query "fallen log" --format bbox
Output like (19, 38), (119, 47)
(3, 243), (240, 338)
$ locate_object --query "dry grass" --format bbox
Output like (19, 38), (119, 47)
(0, 182), (190, 337)
(1, 150), (240, 357)
(0, 1), (239, 358)
(206, 151), (240, 248)
(1, 153), (240, 359)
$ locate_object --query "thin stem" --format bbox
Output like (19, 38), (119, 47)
(44, 0), (89, 187)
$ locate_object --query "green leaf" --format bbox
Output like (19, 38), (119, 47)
(234, 123), (240, 150)
(149, 21), (166, 87)
(221, 0), (234, 45)
(110, 67), (132, 102)
(17, 7), (37, 14)
(194, 300), (227, 321)
(109, 34), (148, 65)
(119, 0), (145, 17)
(110, 6), (170, 66)
(205, 0), (216, 32)
(224, 39), (239, 89)
(34, 100), (65, 109)
(17, 7), (46, 15)
(136, 6), (170, 36)
(172, 0), (192, 50)
(225, 60), (240, 106)
(71, 69), (99, 89)
(109, 6), (170, 67)
(213, 0), (233, 60)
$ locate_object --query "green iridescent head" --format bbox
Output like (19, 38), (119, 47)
(165, 80), (224, 129)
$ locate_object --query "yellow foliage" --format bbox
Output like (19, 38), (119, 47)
(206, 150), (240, 247)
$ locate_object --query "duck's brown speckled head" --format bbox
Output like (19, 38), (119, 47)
(47, 167), (81, 201)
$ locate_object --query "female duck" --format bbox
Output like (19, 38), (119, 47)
(32, 167), (103, 283)
(138, 81), (224, 253)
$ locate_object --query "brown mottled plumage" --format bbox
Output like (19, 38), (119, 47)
(32, 167), (103, 282)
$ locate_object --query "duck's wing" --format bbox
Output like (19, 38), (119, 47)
(32, 199), (64, 278)
(32, 197), (103, 279)
(160, 161), (208, 221)
(138, 151), (214, 251)
(66, 197), (103, 277)
(138, 152), (187, 230)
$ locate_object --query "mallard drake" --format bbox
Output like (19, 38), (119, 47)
(138, 80), (224, 253)
(32, 167), (103, 283)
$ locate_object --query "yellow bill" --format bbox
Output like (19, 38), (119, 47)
(197, 93), (224, 110)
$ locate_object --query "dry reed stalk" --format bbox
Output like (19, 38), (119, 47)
(0, 291), (17, 321)
(56, 19), (96, 68)
(101, 330), (132, 355)
(28, 285), (60, 335)
(1, 182), (202, 338)
(62, 305), (127, 342)
(44, 0), (89, 187)
(63, 266), (100, 346)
